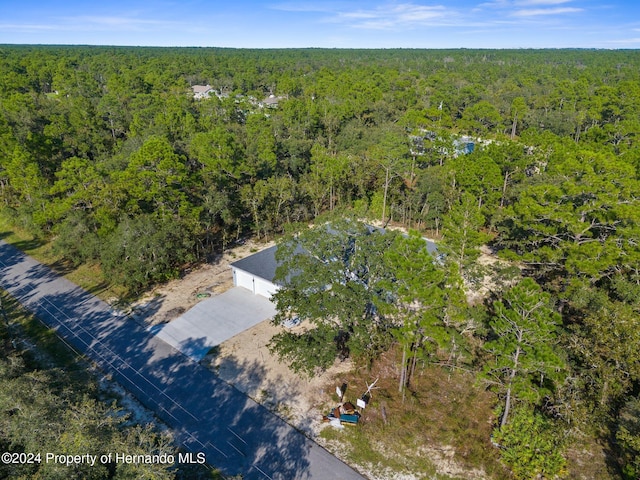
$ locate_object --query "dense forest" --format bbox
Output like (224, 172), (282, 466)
(1, 45), (640, 478)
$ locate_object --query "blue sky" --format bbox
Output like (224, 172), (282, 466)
(1, 0), (639, 48)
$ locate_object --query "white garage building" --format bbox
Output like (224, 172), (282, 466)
(230, 232), (438, 301)
(230, 246), (280, 299)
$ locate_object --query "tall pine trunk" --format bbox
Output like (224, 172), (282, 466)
(501, 345), (521, 429)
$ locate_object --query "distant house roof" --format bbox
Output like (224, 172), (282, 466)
(231, 245), (279, 283)
(192, 85), (211, 93)
(260, 94), (284, 108)
(192, 85), (214, 99)
(453, 136), (475, 155)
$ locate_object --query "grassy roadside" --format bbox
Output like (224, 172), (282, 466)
(0, 213), (126, 301)
(1, 287), (89, 374)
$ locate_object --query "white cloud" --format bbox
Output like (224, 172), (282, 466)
(68, 16), (163, 27)
(515, 0), (574, 5)
(478, 0), (576, 9)
(327, 3), (455, 30)
(272, 1), (589, 33)
(512, 7), (583, 16)
(603, 37), (640, 45)
(0, 14), (187, 35)
(269, 2), (342, 13)
(476, 0), (504, 7)
(52, 15), (187, 32)
(0, 23), (60, 32)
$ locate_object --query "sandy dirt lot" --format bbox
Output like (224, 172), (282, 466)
(128, 239), (349, 436)
(202, 320), (354, 436)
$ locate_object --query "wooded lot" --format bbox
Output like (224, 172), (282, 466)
(1, 46), (639, 479)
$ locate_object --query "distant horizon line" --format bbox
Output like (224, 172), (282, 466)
(1, 43), (638, 51)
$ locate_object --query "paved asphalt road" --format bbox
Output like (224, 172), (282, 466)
(0, 240), (365, 480)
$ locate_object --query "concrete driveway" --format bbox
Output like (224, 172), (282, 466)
(151, 287), (277, 361)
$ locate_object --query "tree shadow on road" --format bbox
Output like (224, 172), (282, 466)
(4, 237), (46, 253)
(128, 294), (167, 324)
(139, 341), (318, 479)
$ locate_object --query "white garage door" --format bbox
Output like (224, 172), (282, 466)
(233, 268), (255, 293)
(254, 276), (278, 299)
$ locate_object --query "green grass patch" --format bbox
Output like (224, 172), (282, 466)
(320, 424), (443, 478)
(0, 289), (88, 376)
(0, 212), (126, 301)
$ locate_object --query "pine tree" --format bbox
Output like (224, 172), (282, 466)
(482, 278), (564, 428)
